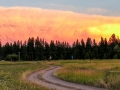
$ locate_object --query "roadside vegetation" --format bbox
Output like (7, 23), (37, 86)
(55, 60), (120, 90)
(0, 61), (50, 90)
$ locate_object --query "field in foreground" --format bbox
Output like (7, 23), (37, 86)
(0, 61), (50, 90)
(1, 60), (120, 90)
(53, 60), (120, 90)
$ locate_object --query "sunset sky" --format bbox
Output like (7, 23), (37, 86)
(0, 0), (120, 44)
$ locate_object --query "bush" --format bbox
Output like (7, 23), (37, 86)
(6, 54), (19, 61)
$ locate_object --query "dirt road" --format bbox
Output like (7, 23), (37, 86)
(27, 66), (107, 90)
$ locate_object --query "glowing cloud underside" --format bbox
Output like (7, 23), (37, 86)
(0, 7), (120, 44)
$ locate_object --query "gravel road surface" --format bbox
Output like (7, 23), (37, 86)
(27, 66), (107, 90)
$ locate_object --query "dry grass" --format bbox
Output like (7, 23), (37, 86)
(55, 60), (120, 89)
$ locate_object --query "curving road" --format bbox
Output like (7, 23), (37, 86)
(27, 66), (107, 90)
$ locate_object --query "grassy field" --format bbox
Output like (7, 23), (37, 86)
(1, 60), (120, 90)
(54, 60), (120, 90)
(0, 61), (50, 90)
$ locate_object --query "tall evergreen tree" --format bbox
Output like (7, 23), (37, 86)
(50, 40), (56, 60)
(44, 41), (50, 60)
(92, 39), (98, 59)
(73, 39), (81, 59)
(81, 39), (85, 59)
(20, 41), (28, 60)
(85, 37), (92, 59)
(27, 37), (35, 60)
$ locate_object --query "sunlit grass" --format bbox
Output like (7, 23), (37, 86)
(55, 60), (120, 89)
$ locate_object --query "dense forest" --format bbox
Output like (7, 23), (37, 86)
(0, 34), (120, 61)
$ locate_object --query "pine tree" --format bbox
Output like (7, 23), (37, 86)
(81, 39), (85, 59)
(85, 37), (92, 59)
(27, 37), (35, 60)
(92, 39), (98, 59)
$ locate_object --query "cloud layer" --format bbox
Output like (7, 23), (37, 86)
(0, 7), (120, 44)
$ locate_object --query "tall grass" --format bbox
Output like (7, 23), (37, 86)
(55, 60), (120, 89)
(0, 61), (50, 90)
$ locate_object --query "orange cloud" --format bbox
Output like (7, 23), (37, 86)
(0, 7), (120, 44)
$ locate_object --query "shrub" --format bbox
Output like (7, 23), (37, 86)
(6, 54), (19, 61)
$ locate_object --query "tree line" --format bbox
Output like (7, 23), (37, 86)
(0, 34), (120, 61)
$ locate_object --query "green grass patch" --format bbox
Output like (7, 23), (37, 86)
(0, 61), (50, 90)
